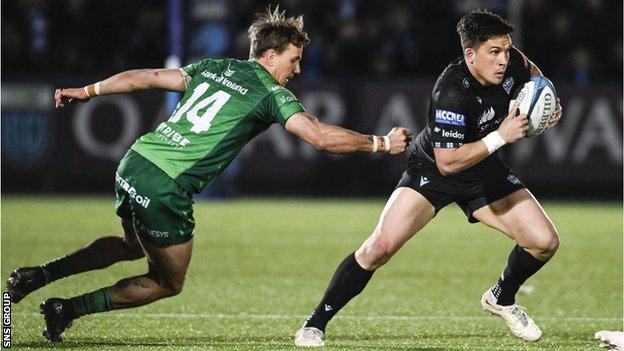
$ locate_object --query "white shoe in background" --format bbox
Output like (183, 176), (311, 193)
(595, 331), (624, 350)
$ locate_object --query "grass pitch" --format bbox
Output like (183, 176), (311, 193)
(1, 196), (622, 350)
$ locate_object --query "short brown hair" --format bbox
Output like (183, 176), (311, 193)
(456, 10), (514, 50)
(247, 6), (310, 59)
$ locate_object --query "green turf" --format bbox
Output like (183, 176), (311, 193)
(1, 196), (622, 350)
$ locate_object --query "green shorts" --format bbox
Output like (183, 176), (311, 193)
(114, 149), (195, 245)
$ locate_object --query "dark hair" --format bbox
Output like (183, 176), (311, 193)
(247, 6), (310, 59)
(456, 10), (515, 50)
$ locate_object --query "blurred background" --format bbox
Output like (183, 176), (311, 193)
(2, 0), (622, 199)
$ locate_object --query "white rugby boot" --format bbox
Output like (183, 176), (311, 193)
(595, 331), (624, 350)
(481, 288), (542, 341)
(294, 325), (325, 347)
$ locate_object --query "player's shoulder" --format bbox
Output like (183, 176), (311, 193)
(432, 57), (471, 103)
(436, 58), (470, 89)
(508, 46), (532, 81)
(241, 61), (296, 97)
(184, 57), (249, 74)
(510, 46), (530, 70)
(202, 58), (249, 72)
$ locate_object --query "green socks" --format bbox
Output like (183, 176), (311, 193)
(70, 287), (113, 318)
(41, 255), (74, 283)
(42, 256), (114, 318)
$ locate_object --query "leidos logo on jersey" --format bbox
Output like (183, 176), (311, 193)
(435, 109), (466, 126)
(441, 129), (464, 139)
(434, 127), (464, 139)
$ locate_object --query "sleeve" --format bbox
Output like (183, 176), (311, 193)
(264, 87), (306, 127)
(508, 46), (532, 83)
(429, 84), (468, 148)
(181, 59), (212, 78)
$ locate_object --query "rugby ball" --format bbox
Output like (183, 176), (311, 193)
(508, 76), (557, 137)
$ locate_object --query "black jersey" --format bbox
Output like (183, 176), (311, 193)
(412, 46), (532, 182)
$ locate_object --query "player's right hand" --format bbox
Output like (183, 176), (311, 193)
(386, 127), (413, 155)
(497, 108), (528, 144)
(54, 88), (90, 109)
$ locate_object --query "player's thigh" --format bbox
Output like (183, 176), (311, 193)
(358, 187), (436, 258)
(472, 188), (558, 250)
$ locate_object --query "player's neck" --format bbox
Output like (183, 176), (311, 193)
(252, 58), (278, 82)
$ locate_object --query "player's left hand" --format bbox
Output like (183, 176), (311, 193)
(547, 97), (563, 130)
(54, 88), (90, 109)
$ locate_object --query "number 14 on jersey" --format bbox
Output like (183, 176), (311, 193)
(169, 82), (231, 133)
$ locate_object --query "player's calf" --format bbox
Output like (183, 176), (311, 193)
(7, 236), (144, 304)
(121, 239), (145, 261)
(302, 252), (374, 334)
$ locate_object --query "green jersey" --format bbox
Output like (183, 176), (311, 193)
(131, 59), (305, 194)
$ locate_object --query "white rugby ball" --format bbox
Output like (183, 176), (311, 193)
(508, 76), (557, 137)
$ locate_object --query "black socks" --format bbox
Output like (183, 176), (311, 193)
(492, 245), (546, 306)
(305, 252), (374, 332)
(303, 245), (547, 333)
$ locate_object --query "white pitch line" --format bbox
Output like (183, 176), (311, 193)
(16, 312), (620, 322)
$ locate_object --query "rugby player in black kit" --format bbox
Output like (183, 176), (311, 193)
(295, 10), (564, 347)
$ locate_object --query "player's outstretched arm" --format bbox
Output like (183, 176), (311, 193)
(434, 108), (528, 175)
(285, 112), (412, 154)
(54, 68), (188, 109)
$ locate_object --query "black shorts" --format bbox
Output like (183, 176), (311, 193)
(396, 159), (525, 223)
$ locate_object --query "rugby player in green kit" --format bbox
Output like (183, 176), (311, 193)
(6, 8), (412, 342)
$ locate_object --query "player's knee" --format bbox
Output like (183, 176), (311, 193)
(372, 243), (393, 264)
(541, 231), (559, 255)
(361, 236), (396, 269)
(162, 278), (185, 297)
(528, 230), (559, 260)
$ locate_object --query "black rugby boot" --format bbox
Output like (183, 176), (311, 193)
(6, 267), (47, 303)
(40, 298), (75, 342)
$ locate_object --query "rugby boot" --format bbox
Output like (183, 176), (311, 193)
(595, 331), (624, 351)
(40, 298), (74, 342)
(481, 288), (542, 341)
(295, 324), (325, 347)
(6, 266), (47, 303)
